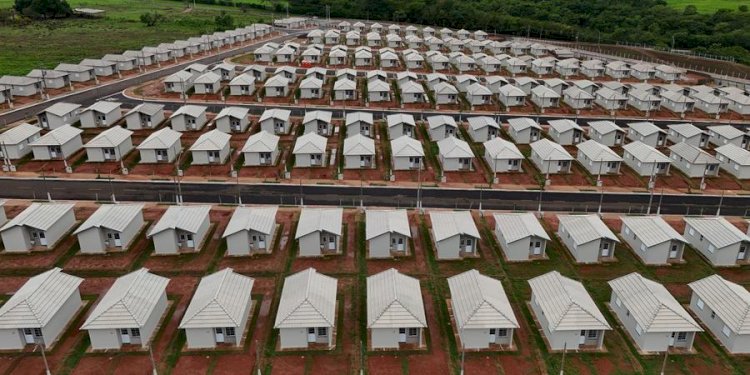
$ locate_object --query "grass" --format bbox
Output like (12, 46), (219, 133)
(0, 0), (276, 75)
(666, 0), (748, 13)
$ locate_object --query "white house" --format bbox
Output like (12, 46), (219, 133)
(707, 125), (748, 149)
(169, 105), (208, 132)
(189, 129), (231, 165)
(0, 76), (41, 97)
(557, 214), (619, 263)
(263, 75), (290, 97)
(668, 142), (719, 178)
(214, 106), (250, 133)
(163, 70), (195, 94)
(83, 126), (133, 162)
(715, 144), (750, 179)
(193, 72), (222, 94)
(576, 140), (622, 176)
(563, 86), (594, 110)
(37, 102), (81, 129)
(367, 268), (427, 349)
(627, 121), (667, 148)
(259, 108), (291, 135)
(595, 87), (628, 111)
(622, 141), (671, 177)
(274, 268), (337, 349)
(124, 103), (165, 130)
(688, 275), (750, 354)
(587, 120), (625, 147)
(628, 89), (662, 113)
(437, 136), (474, 171)
(136, 127), (182, 163)
(365, 209), (411, 258)
(387, 114), (416, 139)
(507, 117), (541, 144)
(620, 215), (686, 265)
(467, 116), (499, 142)
(80, 101), (122, 128)
(429, 210), (480, 259)
(30, 125), (83, 161)
(343, 134), (375, 169)
(391, 135), (424, 171)
(295, 208), (343, 257)
(547, 119), (584, 145)
(0, 123), (41, 160)
(498, 84), (526, 108)
(242, 131), (279, 167)
(147, 205), (211, 254)
(667, 123), (709, 148)
(493, 212), (550, 261)
(484, 137), (523, 175)
(427, 115), (457, 141)
(303, 110), (334, 136)
(683, 217), (750, 266)
(531, 85), (560, 109)
(293, 132), (327, 167)
(345, 112), (374, 137)
(661, 90), (695, 114)
(529, 139), (573, 174)
(333, 78), (357, 101)
(223, 206), (278, 255)
(299, 76), (324, 99)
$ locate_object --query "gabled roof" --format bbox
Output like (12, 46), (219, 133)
(215, 106), (249, 121)
(194, 71), (221, 84)
(264, 74), (289, 87)
(391, 135), (424, 158)
(400, 81), (424, 94)
(493, 212), (550, 243)
(295, 208), (343, 238)
(708, 125), (745, 140)
(628, 121), (665, 137)
(82, 101), (121, 115)
(367, 268), (426, 328)
(293, 132), (327, 154)
(588, 120), (624, 135)
(81, 268), (170, 329)
(689, 274), (750, 335)
(609, 273), (701, 333)
(299, 76), (323, 89)
(620, 216), (685, 247)
(715, 144), (750, 165)
(343, 134), (375, 156)
(508, 117), (540, 131)
(437, 136), (473, 159)
(55, 63), (94, 73)
(223, 206), (278, 238)
(484, 137), (522, 160)
(427, 115), (457, 129)
(148, 205), (211, 237)
(498, 84), (525, 97)
(80, 58), (116, 68)
(466, 83), (492, 96)
(74, 204), (144, 234)
(387, 114), (415, 127)
(242, 130), (279, 153)
(274, 268), (337, 328)
(530, 139), (572, 161)
(189, 129), (231, 151)
(629, 89), (660, 102)
(40, 102), (81, 117)
(345, 112), (373, 126)
(27, 69), (68, 79)
(0, 268), (83, 329)
(302, 110), (332, 124)
(430, 210), (479, 241)
(170, 104), (206, 119)
(137, 127), (181, 149)
(84, 126), (133, 149)
(30, 125), (82, 146)
(365, 209), (411, 240)
(683, 217), (750, 248)
(661, 90), (694, 104)
(667, 123), (704, 138)
(563, 86), (594, 100)
(0, 203), (75, 232)
(576, 140), (622, 162)
(259, 108), (290, 122)
(531, 85), (559, 98)
(164, 70), (194, 83)
(622, 141), (670, 163)
(467, 116), (499, 131)
(125, 103), (163, 117)
(433, 82), (458, 95)
(548, 119), (583, 134)
(368, 79), (390, 92)
(595, 87), (627, 101)
(0, 75), (40, 86)
(334, 78), (356, 91)
(0, 123), (42, 144)
(558, 214), (619, 245)
(528, 271), (611, 331)
(669, 142), (718, 165)
(179, 268), (254, 329)
(448, 269), (519, 330)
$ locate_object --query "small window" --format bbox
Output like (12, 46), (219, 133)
(676, 332), (687, 341)
(624, 227), (630, 235)
(708, 244), (715, 253)
(225, 327), (236, 336)
(696, 298), (704, 310)
(408, 328), (418, 336)
(318, 327), (328, 336)
(308, 327), (316, 334)
(497, 329), (508, 337)
(722, 325), (731, 337)
(587, 330), (598, 338)
(640, 243), (646, 252)
(711, 311), (716, 319)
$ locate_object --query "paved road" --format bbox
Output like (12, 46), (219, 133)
(0, 177), (742, 216)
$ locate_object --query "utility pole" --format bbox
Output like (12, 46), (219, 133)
(659, 343), (669, 375)
(647, 163), (657, 214)
(37, 339), (51, 375)
(149, 345), (159, 375)
(559, 342), (567, 375)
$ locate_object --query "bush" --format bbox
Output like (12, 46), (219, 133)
(214, 10), (233, 31)
(140, 12), (166, 27)
(15, 0), (72, 19)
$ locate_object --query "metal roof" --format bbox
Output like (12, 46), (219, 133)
(595, 87), (627, 101)
(0, 268), (83, 329)
(530, 139), (572, 161)
(170, 104), (206, 119)
(194, 71), (221, 84)
(242, 130), (279, 153)
(74, 204), (143, 234)
(40, 102), (81, 117)
(466, 83), (492, 96)
(84, 126), (133, 148)
(661, 90), (694, 104)
(343, 134), (375, 156)
(483, 137), (523, 160)
(427, 115), (457, 130)
(683, 217), (750, 249)
(368, 79), (390, 92)
(345, 112), (373, 126)
(498, 84), (525, 97)
(0, 76), (40, 86)
(302, 110), (332, 124)
(367, 268), (427, 328)
(387, 114), (415, 127)
(81, 268), (170, 329)
(437, 136), (473, 159)
(667, 123), (704, 138)
(576, 140), (622, 162)
(55, 63), (94, 73)
(179, 268), (254, 329)
(531, 85), (559, 98)
(82, 100), (121, 115)
(264, 75), (289, 87)
(715, 144), (750, 166)
(628, 121), (665, 137)
(507, 117), (540, 131)
(689, 274), (750, 335)
(400, 81), (424, 94)
(620, 216), (685, 247)
(708, 125), (745, 140)
(0, 203), (74, 232)
(467, 116), (499, 132)
(448, 269), (519, 330)
(669, 142), (718, 165)
(333, 78), (356, 91)
(528, 271), (611, 331)
(365, 209), (411, 240)
(274, 268), (337, 328)
(215, 106), (249, 121)
(125, 103), (163, 117)
(27, 69), (67, 79)
(622, 141), (670, 163)
(430, 210), (479, 242)
(189, 129), (231, 152)
(30, 125), (82, 147)
(295, 207), (343, 238)
(391, 135), (424, 158)
(137, 127), (181, 149)
(587, 120), (624, 135)
(259, 108), (290, 122)
(299, 76), (323, 89)
(548, 119), (583, 133)
(222, 206), (278, 237)
(609, 273), (701, 333)
(493, 212), (550, 243)
(558, 214), (619, 245)
(0, 123), (41, 145)
(293, 132), (327, 154)
(148, 205), (211, 237)
(80, 58), (116, 67)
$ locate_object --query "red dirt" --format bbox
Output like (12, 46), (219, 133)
(270, 354), (306, 374)
(290, 210), (358, 274)
(219, 210), (296, 273)
(368, 355), (403, 375)
(173, 354), (212, 375)
(366, 211), (431, 276)
(71, 355), (115, 375)
(111, 355), (153, 375)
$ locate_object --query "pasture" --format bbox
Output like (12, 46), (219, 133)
(666, 0), (748, 13)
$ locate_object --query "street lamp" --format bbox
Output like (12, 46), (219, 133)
(149, 344), (159, 375)
(35, 338), (51, 375)
(647, 162), (657, 214)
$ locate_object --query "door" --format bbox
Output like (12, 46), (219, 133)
(186, 234), (195, 248)
(669, 332), (675, 346)
(397, 237), (405, 251)
(398, 328), (407, 343)
(258, 235), (266, 249)
(208, 151), (219, 163)
(113, 233), (122, 247)
(38, 232), (47, 246)
(49, 146), (60, 158)
(601, 242), (611, 257)
(738, 245), (747, 260)
(215, 328), (225, 343)
(531, 240), (542, 255)
(275, 121), (284, 133)
(489, 328), (497, 342)
(156, 149), (167, 161)
(615, 133), (623, 145)
(307, 328), (316, 342)
(579, 330), (586, 345)
(328, 236), (336, 250)
(121, 328), (131, 344)
(669, 244), (679, 258)
(97, 114), (107, 126)
(360, 156), (366, 167)
(104, 148), (115, 160)
(23, 329), (35, 344)
(531, 130), (539, 141)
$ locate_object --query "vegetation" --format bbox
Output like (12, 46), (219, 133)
(139, 11), (166, 27)
(14, 0), (72, 19)
(290, 0), (750, 65)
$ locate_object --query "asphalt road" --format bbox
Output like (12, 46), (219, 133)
(0, 177), (743, 216)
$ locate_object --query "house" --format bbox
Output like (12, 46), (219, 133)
(529, 271), (611, 350)
(263, 75), (290, 97)
(367, 79), (391, 102)
(343, 134), (376, 169)
(299, 76), (323, 99)
(688, 274), (750, 354)
(387, 114), (416, 139)
(563, 86), (594, 110)
(386, 34), (402, 48)
(275, 268), (337, 349)
(433, 82), (459, 105)
(0, 123), (41, 160)
(576, 140), (622, 176)
(37, 102), (81, 129)
(595, 87), (628, 111)
(102, 54), (137, 71)
(627, 121), (667, 148)
(427, 115), (457, 141)
(454, 74), (478, 92)
(547, 119), (584, 145)
(295, 208), (343, 256)
(530, 85), (560, 109)
(83, 126), (133, 162)
(498, 84), (526, 108)
(429, 52), (450, 69)
(454, 55), (477, 72)
(344, 112), (374, 137)
(555, 58), (579, 77)
(0, 76), (41, 97)
(164, 70), (195, 94)
(692, 92), (728, 116)
(715, 144), (750, 179)
(169, 105), (207, 131)
(189, 129), (231, 165)
(725, 92), (750, 115)
(82, 268), (169, 350)
(400, 81), (426, 103)
(193, 72), (222, 94)
(448, 269), (519, 349)
(223, 206), (278, 255)
(668, 142), (719, 178)
(405, 53), (424, 69)
(465, 83), (492, 106)
(80, 59), (118, 77)
(610, 273), (701, 352)
(258, 108), (292, 134)
(354, 48), (373, 66)
(304, 67), (326, 81)
(345, 31), (361, 46)
(0, 86), (9, 104)
(179, 268), (254, 349)
(620, 216), (686, 265)
(307, 29), (323, 44)
(365, 210), (411, 258)
(503, 58), (528, 75)
(74, 204), (144, 253)
(148, 205), (211, 254)
(333, 78), (357, 101)
(214, 107), (250, 133)
(136, 127), (182, 163)
(80, 101), (122, 128)
(580, 59), (604, 78)
(493, 212), (550, 261)
(484, 76), (509, 94)
(531, 58), (555, 76)
(0, 268), (82, 350)
(707, 125), (749, 149)
(253, 45), (275, 62)
(274, 45), (296, 63)
(628, 89), (662, 112)
(587, 120), (625, 147)
(302, 110), (333, 136)
(300, 47), (321, 63)
(30, 125), (83, 161)
(366, 32), (382, 47)
(55, 63), (96, 82)
(529, 139), (573, 174)
(655, 65), (685, 82)
(605, 60), (630, 80)
(0, 203), (75, 252)
(507, 117), (541, 144)
(124, 103), (165, 130)
(437, 136), (474, 171)
(27, 69), (70, 89)
(293, 133), (327, 167)
(622, 141), (671, 177)
(542, 78), (568, 95)
(630, 63), (656, 81)
(242, 65), (267, 82)
(482, 138), (522, 175)
(667, 123), (708, 148)
(241, 130), (279, 166)
(429, 210), (480, 259)
(391, 135), (424, 171)
(683, 217), (750, 266)
(557, 214), (619, 263)
(353, 21), (366, 32)
(467, 116), (499, 141)
(367, 268), (427, 349)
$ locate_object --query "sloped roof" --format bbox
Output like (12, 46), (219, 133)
(221, 205), (278, 238)
(365, 209), (411, 240)
(558, 214), (619, 246)
(620, 216), (685, 247)
(498, 84), (525, 97)
(1, 203), (75, 232)
(530, 139), (572, 161)
(576, 140), (622, 162)
(669, 142), (718, 165)
(215, 106), (249, 121)
(55, 63), (94, 73)
(293, 132), (327, 155)
(343, 134), (375, 156)
(299, 76), (323, 89)
(528, 271), (611, 331)
(137, 127), (181, 149)
(683, 217), (750, 248)
(667, 123), (704, 138)
(548, 119), (583, 134)
(164, 70), (194, 83)
(82, 101), (121, 114)
(708, 125), (745, 140)
(30, 125), (82, 146)
(563, 86), (594, 100)
(72, 203), (143, 235)
(345, 112), (373, 126)
(259, 108), (290, 122)
(125, 103), (163, 117)
(493, 212), (550, 243)
(194, 71), (221, 84)
(242, 130), (279, 153)
(689, 274), (750, 335)
(189, 129), (231, 152)
(430, 210), (479, 242)
(433, 82), (458, 95)
(0, 76), (40, 86)
(609, 273), (701, 333)
(622, 141), (670, 163)
(387, 114), (415, 127)
(0, 268), (83, 329)
(427, 115), (457, 129)
(508, 117), (540, 131)
(531, 85), (559, 98)
(84, 126), (133, 148)
(400, 81), (424, 94)
(81, 268), (169, 329)
(448, 269), (519, 330)
(148, 205), (211, 237)
(274, 268), (337, 328)
(264, 74), (289, 87)
(302, 110), (332, 124)
(661, 90), (695, 104)
(466, 83), (492, 96)
(170, 105), (206, 119)
(295, 207), (342, 238)
(40, 102), (81, 117)
(595, 87), (627, 101)
(628, 121), (665, 137)
(334, 78), (356, 91)
(437, 136), (473, 159)
(484, 137), (523, 160)
(588, 120), (624, 135)
(0, 123), (41, 144)
(367, 268), (426, 328)
(715, 144), (750, 165)
(368, 79), (390, 92)
(179, 268), (254, 329)
(467, 116), (499, 132)
(391, 135), (424, 158)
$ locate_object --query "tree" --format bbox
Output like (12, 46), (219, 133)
(140, 12), (166, 27)
(214, 10), (233, 31)
(740, 5), (748, 13)
(683, 5), (697, 16)
(15, 0), (72, 19)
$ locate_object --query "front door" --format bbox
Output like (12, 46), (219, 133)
(398, 328), (407, 343)
(307, 328), (316, 342)
(396, 237), (405, 251)
(49, 146), (62, 158)
(489, 329), (497, 342)
(37, 232), (47, 246)
(186, 234), (194, 248)
(113, 233), (122, 247)
(327, 236), (336, 250)
(104, 148), (116, 160)
(23, 329), (36, 344)
(669, 332), (675, 346)
(156, 149), (168, 161)
(615, 133), (623, 145)
(601, 242), (611, 257)
(579, 330), (586, 345)
(121, 328), (131, 344)
(738, 245), (747, 260)
(208, 150), (220, 163)
(258, 235), (266, 248)
(670, 244), (679, 258)
(531, 240), (542, 255)
(97, 114), (107, 126)
(215, 328), (225, 343)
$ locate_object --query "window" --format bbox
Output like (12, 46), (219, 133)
(408, 328), (418, 336)
(398, 328), (406, 334)
(225, 327), (236, 336)
(318, 327), (328, 336)
(696, 298), (704, 310)
(497, 329), (508, 337)
(676, 332), (687, 341)
(708, 244), (715, 253)
(588, 330), (598, 338)
(711, 311), (716, 319)
(688, 227), (694, 236)
(308, 328), (316, 334)
(722, 325), (731, 337)
(34, 328), (43, 337)
(640, 243), (646, 252)
(131, 328), (141, 337)
(635, 324), (643, 335)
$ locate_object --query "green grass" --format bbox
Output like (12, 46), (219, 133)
(0, 0), (277, 75)
(666, 0), (748, 13)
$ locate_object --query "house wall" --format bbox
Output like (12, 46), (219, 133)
(344, 153), (373, 169)
(622, 152), (668, 177)
(509, 127), (533, 144)
(683, 223), (742, 266)
(298, 231), (322, 256)
(558, 225), (601, 263)
(45, 209), (76, 248)
(40, 290), (81, 348)
(371, 327), (400, 349)
(530, 293), (592, 350)
(1, 135), (38, 160)
(0, 328), (24, 350)
(347, 122), (372, 137)
(264, 85), (289, 97)
(300, 87), (322, 99)
(530, 152), (567, 174)
(88, 328), (123, 350)
(260, 118), (289, 134)
(68, 70), (94, 82)
(244, 148), (279, 166)
(610, 292), (693, 352)
(460, 328), (513, 349)
(716, 154), (750, 179)
(368, 232), (409, 258)
(229, 84), (255, 96)
(470, 127), (496, 142)
(32, 137), (83, 161)
(496, 226), (547, 261)
(77, 227), (106, 253)
(334, 89), (356, 101)
(484, 154), (520, 173)
(440, 154), (470, 172)
(191, 141), (230, 165)
(435, 235), (460, 259)
(670, 154), (718, 178)
(153, 229), (179, 254)
(125, 110), (165, 130)
(531, 94), (557, 108)
(140, 292), (168, 347)
(139, 140), (180, 164)
(120, 213), (144, 250)
(668, 132), (704, 148)
(429, 124), (455, 141)
(171, 113), (207, 131)
(589, 129), (622, 147)
(620, 223), (682, 265)
(215, 117), (249, 133)
(0, 225), (32, 252)
(393, 155), (420, 171)
(85, 138), (133, 162)
(185, 327), (218, 349)
(81, 109), (121, 128)
(690, 293), (750, 354)
(388, 124), (414, 139)
(279, 327), (309, 349)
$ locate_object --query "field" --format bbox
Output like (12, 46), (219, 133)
(666, 0), (748, 13)
(0, 0), (279, 75)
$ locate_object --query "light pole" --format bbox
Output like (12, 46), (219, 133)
(459, 329), (465, 375)
(559, 342), (567, 375)
(646, 163), (657, 214)
(149, 345), (159, 375)
(597, 161), (604, 215)
(417, 157), (423, 211)
(659, 339), (669, 375)
(36, 338), (51, 375)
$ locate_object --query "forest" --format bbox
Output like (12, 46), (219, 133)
(289, 0), (750, 65)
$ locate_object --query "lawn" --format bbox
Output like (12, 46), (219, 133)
(666, 0), (748, 13)
(0, 0), (281, 75)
